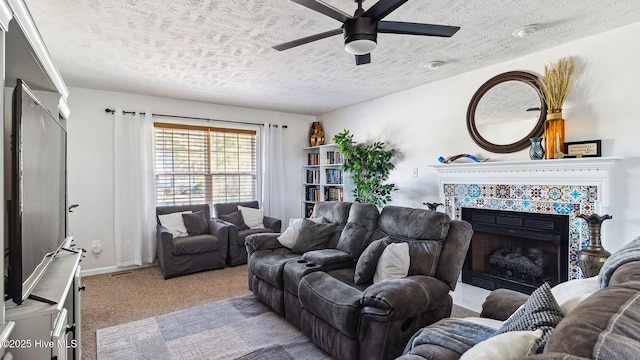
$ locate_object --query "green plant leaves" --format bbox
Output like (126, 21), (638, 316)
(333, 129), (398, 207)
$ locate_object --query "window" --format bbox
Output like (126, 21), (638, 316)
(154, 122), (257, 206)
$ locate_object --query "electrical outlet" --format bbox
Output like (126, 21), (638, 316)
(92, 240), (101, 248)
(413, 168), (419, 178)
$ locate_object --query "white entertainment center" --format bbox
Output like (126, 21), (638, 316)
(1, 1), (79, 359)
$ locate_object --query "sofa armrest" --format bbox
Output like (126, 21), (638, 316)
(245, 232), (284, 255)
(156, 225), (174, 266)
(480, 288), (530, 321)
(209, 219), (230, 239)
(263, 216), (282, 232)
(361, 275), (451, 319)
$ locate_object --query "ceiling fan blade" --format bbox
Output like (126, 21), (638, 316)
(290, 0), (353, 23)
(378, 21), (460, 37)
(273, 28), (343, 51)
(362, 0), (408, 21)
(355, 53), (371, 65)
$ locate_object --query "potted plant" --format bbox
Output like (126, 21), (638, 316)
(541, 56), (577, 159)
(333, 129), (398, 206)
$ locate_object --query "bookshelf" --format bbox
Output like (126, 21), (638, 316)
(302, 144), (344, 217)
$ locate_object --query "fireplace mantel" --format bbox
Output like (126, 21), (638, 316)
(431, 156), (623, 280)
(432, 157), (622, 179)
(432, 157), (622, 208)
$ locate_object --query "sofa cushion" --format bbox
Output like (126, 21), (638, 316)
(311, 201), (352, 225)
(461, 329), (543, 360)
(494, 282), (563, 354)
(335, 203), (379, 258)
(378, 206), (451, 241)
(354, 237), (390, 284)
(238, 205), (265, 229)
(550, 277), (599, 315)
(292, 219), (336, 254)
(158, 211), (191, 237)
(544, 281), (640, 358)
(172, 234), (221, 255)
(219, 210), (249, 230)
(374, 242), (410, 284)
(407, 240), (443, 277)
(298, 271), (363, 338)
(248, 248), (302, 289)
(182, 210), (209, 236)
(277, 217), (326, 249)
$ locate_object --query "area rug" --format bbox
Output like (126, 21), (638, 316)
(97, 294), (478, 360)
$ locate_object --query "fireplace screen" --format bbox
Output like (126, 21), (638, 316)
(461, 208), (569, 294)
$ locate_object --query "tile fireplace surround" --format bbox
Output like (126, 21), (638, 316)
(432, 157), (622, 280)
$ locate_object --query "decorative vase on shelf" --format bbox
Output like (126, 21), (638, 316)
(544, 110), (565, 159)
(309, 121), (325, 147)
(577, 213), (612, 278)
(529, 137), (544, 160)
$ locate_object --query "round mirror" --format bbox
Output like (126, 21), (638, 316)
(467, 71), (547, 153)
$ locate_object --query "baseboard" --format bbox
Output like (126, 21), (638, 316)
(80, 263), (156, 277)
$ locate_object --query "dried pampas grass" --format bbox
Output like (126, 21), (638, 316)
(541, 56), (577, 111)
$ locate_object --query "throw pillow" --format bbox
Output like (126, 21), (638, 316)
(460, 329), (543, 360)
(238, 205), (265, 229)
(292, 219), (335, 254)
(158, 211), (191, 237)
(373, 242), (410, 284)
(493, 282), (564, 353)
(182, 210), (209, 236)
(354, 237), (390, 284)
(277, 217), (325, 249)
(219, 210), (249, 230)
(550, 277), (599, 315)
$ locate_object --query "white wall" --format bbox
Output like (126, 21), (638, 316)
(318, 22), (640, 253)
(66, 88), (314, 273)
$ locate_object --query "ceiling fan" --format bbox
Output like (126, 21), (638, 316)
(273, 0), (460, 65)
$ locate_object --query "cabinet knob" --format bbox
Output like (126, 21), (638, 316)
(78, 285), (86, 292)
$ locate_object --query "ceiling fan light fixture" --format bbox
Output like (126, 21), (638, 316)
(344, 38), (377, 55)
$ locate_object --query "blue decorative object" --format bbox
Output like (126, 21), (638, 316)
(438, 154), (489, 164)
(529, 137), (544, 160)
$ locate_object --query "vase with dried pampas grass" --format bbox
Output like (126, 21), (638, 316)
(541, 56), (577, 159)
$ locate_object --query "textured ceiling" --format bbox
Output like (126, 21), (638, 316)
(24, 0), (640, 115)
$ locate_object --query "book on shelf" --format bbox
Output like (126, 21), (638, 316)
(307, 153), (320, 166)
(305, 203), (315, 218)
(306, 169), (320, 184)
(325, 168), (343, 184)
(324, 186), (344, 201)
(305, 186), (320, 202)
(326, 150), (343, 165)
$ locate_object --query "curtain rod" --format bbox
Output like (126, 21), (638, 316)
(104, 108), (287, 128)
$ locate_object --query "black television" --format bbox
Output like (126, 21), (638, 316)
(5, 79), (69, 305)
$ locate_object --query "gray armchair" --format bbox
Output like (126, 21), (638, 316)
(213, 200), (282, 266)
(156, 204), (228, 279)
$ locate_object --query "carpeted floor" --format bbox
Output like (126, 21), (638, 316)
(97, 294), (331, 360)
(82, 265), (251, 360)
(83, 265), (479, 360)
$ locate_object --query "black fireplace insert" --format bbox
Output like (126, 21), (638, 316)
(461, 207), (569, 294)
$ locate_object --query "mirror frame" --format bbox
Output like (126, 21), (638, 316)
(466, 71), (548, 153)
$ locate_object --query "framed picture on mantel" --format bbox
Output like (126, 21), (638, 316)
(565, 140), (601, 158)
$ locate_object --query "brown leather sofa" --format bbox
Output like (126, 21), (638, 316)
(397, 235), (640, 360)
(246, 202), (473, 360)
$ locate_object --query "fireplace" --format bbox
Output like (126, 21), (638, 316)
(432, 157), (621, 285)
(461, 208), (569, 294)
